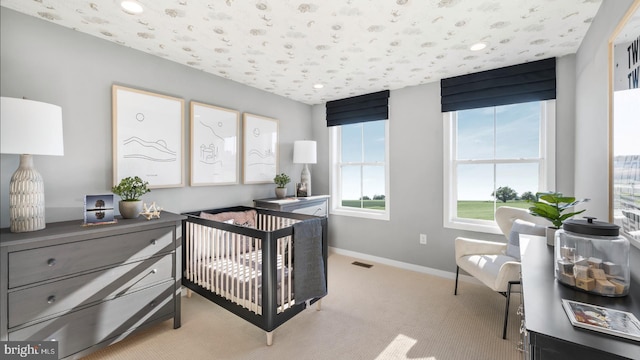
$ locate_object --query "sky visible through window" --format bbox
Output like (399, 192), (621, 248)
(341, 121), (385, 200)
(456, 102), (541, 201)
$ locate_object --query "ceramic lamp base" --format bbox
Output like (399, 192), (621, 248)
(9, 154), (45, 233)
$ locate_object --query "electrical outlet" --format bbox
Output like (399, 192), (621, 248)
(419, 234), (427, 245)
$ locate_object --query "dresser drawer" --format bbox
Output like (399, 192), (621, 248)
(9, 280), (175, 359)
(291, 201), (327, 217)
(8, 254), (174, 328)
(8, 226), (175, 288)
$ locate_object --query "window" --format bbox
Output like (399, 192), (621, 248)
(330, 119), (390, 220)
(443, 100), (555, 233)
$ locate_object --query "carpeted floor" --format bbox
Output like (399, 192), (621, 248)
(82, 253), (522, 360)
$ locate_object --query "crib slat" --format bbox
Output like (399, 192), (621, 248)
(287, 235), (292, 309)
(185, 212), (320, 321)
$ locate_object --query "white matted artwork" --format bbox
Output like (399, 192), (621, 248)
(112, 85), (184, 188)
(243, 113), (278, 184)
(190, 101), (239, 186)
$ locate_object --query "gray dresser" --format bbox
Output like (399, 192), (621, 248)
(254, 195), (329, 217)
(0, 212), (185, 359)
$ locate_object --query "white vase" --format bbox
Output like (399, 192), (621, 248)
(275, 187), (287, 199)
(546, 227), (558, 246)
(119, 200), (143, 219)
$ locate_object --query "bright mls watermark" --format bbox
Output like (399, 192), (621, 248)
(2, 341), (58, 359)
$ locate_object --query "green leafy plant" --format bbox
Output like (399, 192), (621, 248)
(111, 176), (150, 201)
(528, 192), (590, 228)
(273, 173), (291, 188)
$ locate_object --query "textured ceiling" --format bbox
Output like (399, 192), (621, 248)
(1, 0), (603, 105)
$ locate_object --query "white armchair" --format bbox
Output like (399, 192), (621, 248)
(454, 206), (549, 339)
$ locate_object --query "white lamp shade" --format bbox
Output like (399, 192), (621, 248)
(1, 97), (64, 156)
(293, 140), (317, 164)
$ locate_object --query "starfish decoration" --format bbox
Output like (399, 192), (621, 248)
(140, 202), (163, 220)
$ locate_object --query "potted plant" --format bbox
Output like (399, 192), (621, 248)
(528, 192), (590, 246)
(273, 173), (291, 199)
(112, 176), (150, 219)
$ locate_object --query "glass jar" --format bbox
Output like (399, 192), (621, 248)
(555, 217), (630, 297)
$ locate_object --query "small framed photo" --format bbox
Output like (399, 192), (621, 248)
(296, 182), (308, 197)
(84, 194), (117, 225)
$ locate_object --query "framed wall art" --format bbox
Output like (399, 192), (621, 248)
(242, 113), (278, 184)
(190, 101), (240, 186)
(112, 85), (184, 188)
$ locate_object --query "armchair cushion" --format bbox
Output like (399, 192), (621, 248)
(455, 237), (506, 260)
(457, 253), (520, 292)
(455, 237), (520, 292)
(505, 219), (547, 260)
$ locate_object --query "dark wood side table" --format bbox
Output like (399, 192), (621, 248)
(254, 195), (329, 217)
(520, 235), (640, 360)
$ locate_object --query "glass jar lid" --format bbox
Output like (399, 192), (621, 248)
(562, 217), (619, 237)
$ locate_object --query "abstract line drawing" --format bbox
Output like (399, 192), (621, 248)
(112, 85), (184, 188)
(190, 102), (239, 186)
(243, 113), (278, 184)
(123, 136), (177, 162)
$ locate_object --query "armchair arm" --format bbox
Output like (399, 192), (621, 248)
(455, 237), (507, 260)
(494, 261), (522, 291)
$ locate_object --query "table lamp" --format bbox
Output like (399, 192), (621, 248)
(293, 140), (317, 197)
(1, 97), (64, 233)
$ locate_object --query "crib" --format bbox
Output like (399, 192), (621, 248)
(181, 206), (328, 345)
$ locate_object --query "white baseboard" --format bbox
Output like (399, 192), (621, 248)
(329, 246), (481, 285)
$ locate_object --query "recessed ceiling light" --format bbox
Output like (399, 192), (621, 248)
(121, 1), (144, 14)
(313, 83), (324, 89)
(470, 42), (487, 51)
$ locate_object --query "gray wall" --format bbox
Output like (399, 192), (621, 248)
(312, 55), (578, 273)
(0, 7), (312, 226)
(574, 0), (640, 276)
(575, 0), (634, 221)
(3, 2), (638, 276)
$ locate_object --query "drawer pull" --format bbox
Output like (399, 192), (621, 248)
(47, 258), (56, 267)
(150, 301), (157, 307)
(151, 269), (157, 274)
(47, 295), (56, 304)
(150, 239), (157, 245)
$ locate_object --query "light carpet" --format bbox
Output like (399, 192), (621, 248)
(82, 253), (522, 360)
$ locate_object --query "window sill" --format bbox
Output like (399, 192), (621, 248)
(444, 219), (502, 235)
(330, 207), (390, 221)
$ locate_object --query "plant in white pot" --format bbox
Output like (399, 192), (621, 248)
(528, 192), (590, 246)
(112, 176), (150, 219)
(273, 173), (291, 199)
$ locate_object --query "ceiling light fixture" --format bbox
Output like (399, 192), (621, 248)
(313, 83), (324, 89)
(121, 1), (144, 14)
(470, 42), (487, 51)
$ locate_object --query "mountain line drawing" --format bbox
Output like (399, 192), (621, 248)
(123, 136), (177, 162)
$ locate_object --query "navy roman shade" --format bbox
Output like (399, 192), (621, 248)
(326, 90), (390, 127)
(440, 57), (556, 112)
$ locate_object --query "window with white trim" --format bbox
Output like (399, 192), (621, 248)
(330, 119), (390, 220)
(443, 100), (556, 233)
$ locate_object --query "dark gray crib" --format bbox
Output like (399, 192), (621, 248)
(181, 206), (327, 345)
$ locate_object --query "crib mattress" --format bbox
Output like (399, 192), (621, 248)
(193, 251), (292, 308)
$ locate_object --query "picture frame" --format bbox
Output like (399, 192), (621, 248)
(562, 299), (640, 342)
(296, 182), (308, 197)
(242, 113), (278, 184)
(190, 101), (240, 186)
(83, 194), (116, 225)
(112, 84), (184, 188)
